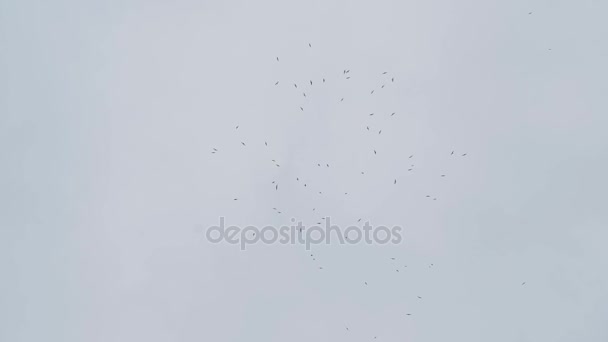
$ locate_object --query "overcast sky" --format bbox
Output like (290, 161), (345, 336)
(1, 0), (608, 341)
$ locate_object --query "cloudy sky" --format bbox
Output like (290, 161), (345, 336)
(1, 0), (607, 341)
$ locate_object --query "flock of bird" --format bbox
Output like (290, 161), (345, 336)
(207, 42), (527, 337)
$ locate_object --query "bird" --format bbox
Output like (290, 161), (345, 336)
(265, 141), (268, 146)
(235, 125), (239, 129)
(374, 150), (377, 155)
(383, 71), (387, 74)
(340, 98), (344, 102)
(308, 43), (312, 47)
(294, 83), (298, 88)
(391, 77), (394, 82)
(303, 92), (306, 97)
(369, 113), (374, 116)
(310, 80), (313, 85)
(233, 198), (238, 201)
(378, 130), (382, 134)
(241, 142), (246, 146)
(394, 179), (397, 184)
(391, 112), (396, 116)
(300, 107), (304, 111)
(276, 57), (279, 61)
(462, 153), (467, 156)
(409, 155), (413, 158)
(323, 78), (325, 83)
(274, 81), (279, 85)
(371, 90), (375, 94)
(451, 151), (454, 155)
(522, 282), (526, 286)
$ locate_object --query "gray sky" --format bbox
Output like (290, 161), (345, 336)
(1, 0), (608, 341)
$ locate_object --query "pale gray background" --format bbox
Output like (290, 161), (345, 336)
(1, 0), (607, 341)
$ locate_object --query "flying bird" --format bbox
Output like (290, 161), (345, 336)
(274, 81), (279, 85)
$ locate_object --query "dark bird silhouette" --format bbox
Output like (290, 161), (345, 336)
(394, 179), (397, 184)
(383, 71), (388, 74)
(462, 153), (467, 156)
(391, 77), (394, 82)
(323, 78), (325, 83)
(236, 125), (239, 129)
(451, 151), (454, 155)
(294, 83), (298, 88)
(300, 107), (304, 111)
(310, 80), (313, 85)
(374, 150), (377, 155)
(391, 112), (396, 116)
(309, 43), (312, 47)
(241, 142), (246, 146)
(265, 141), (268, 146)
(409, 155), (413, 158)
(371, 90), (375, 94)
(275, 81), (279, 85)
(276, 57), (279, 61)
